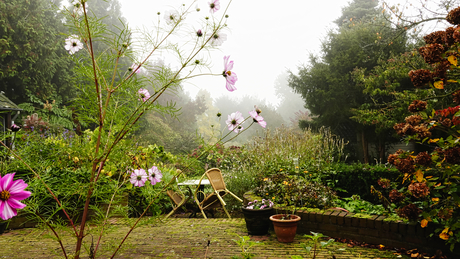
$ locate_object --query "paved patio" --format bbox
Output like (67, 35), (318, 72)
(0, 217), (406, 258)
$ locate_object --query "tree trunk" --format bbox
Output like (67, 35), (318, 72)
(361, 131), (369, 164)
(378, 137), (386, 163)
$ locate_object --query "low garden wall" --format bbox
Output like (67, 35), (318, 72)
(243, 191), (460, 257)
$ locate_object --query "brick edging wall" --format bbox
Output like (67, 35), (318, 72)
(294, 209), (458, 256)
(243, 191), (459, 257)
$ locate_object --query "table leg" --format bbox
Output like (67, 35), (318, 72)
(190, 184), (206, 218)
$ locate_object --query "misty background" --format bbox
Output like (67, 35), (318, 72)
(1, 0), (455, 161)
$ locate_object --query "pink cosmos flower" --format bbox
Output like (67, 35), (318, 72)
(211, 32), (227, 46)
(249, 109), (266, 128)
(130, 169), (148, 187)
(130, 63), (142, 74)
(148, 166), (163, 186)
(226, 111), (244, 133)
(209, 0), (220, 13)
(223, 55), (237, 92)
(138, 88), (151, 102)
(64, 35), (83, 55)
(0, 173), (31, 220)
(164, 10), (179, 25)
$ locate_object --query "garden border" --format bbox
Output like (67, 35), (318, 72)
(243, 191), (460, 257)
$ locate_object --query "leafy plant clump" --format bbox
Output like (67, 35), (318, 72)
(333, 195), (390, 216)
(254, 172), (337, 209)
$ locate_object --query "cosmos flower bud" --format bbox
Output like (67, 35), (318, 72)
(196, 29), (203, 37)
(11, 124), (21, 132)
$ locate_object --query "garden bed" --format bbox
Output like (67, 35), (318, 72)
(243, 191), (460, 257)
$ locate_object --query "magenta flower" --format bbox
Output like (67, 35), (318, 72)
(138, 88), (151, 102)
(209, 0), (220, 13)
(249, 109), (266, 128)
(0, 173), (31, 220)
(226, 111), (244, 133)
(64, 35), (83, 55)
(130, 169), (148, 187)
(223, 55), (237, 92)
(148, 166), (163, 186)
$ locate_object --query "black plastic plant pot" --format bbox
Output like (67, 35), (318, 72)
(242, 207), (275, 235)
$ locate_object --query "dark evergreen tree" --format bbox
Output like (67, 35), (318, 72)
(289, 0), (410, 162)
(0, 0), (75, 104)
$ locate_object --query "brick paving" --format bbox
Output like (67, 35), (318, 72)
(0, 217), (402, 258)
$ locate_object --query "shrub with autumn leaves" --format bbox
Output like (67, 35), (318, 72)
(386, 6), (460, 250)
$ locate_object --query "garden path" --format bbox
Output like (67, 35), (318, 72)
(0, 217), (406, 258)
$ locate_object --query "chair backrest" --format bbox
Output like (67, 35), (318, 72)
(205, 168), (226, 191)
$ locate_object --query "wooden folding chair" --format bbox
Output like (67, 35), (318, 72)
(194, 168), (243, 219)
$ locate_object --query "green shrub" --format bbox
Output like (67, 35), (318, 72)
(254, 172), (337, 209)
(307, 162), (400, 202)
(333, 195), (390, 215)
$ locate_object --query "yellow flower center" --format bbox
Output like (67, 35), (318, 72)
(226, 71), (232, 76)
(0, 190), (10, 201)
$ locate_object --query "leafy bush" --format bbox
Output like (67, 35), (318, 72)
(254, 172), (337, 209)
(306, 162), (400, 202)
(25, 167), (118, 222)
(5, 125), (180, 221)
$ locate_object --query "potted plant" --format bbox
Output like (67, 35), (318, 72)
(268, 176), (305, 243)
(242, 199), (274, 235)
(269, 210), (301, 243)
(255, 172), (337, 242)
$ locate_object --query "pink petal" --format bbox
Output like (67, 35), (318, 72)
(0, 201), (17, 220)
(8, 179), (28, 194)
(226, 60), (234, 71)
(227, 124), (234, 131)
(0, 173), (15, 191)
(223, 55), (229, 67)
(7, 198), (27, 210)
(226, 74), (238, 87)
(258, 120), (267, 128)
(226, 82), (236, 92)
(10, 190), (31, 201)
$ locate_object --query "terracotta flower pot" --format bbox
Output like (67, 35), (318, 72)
(269, 214), (301, 243)
(242, 207), (274, 235)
